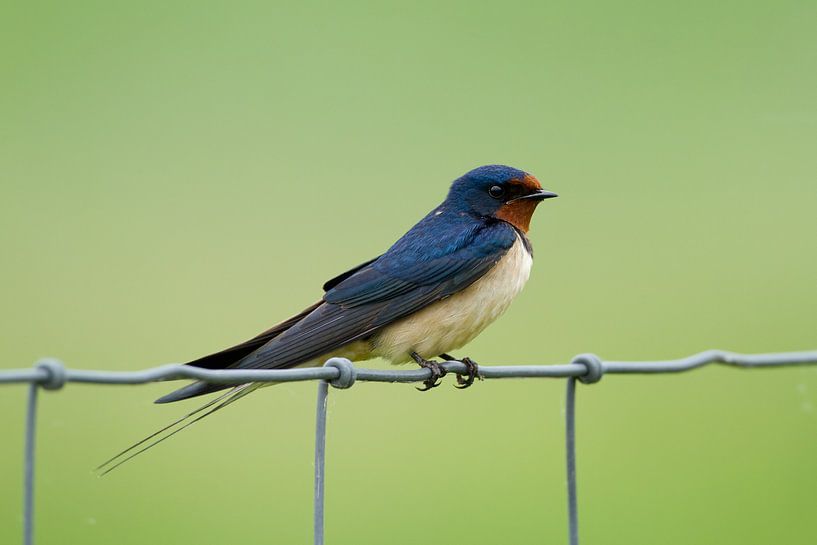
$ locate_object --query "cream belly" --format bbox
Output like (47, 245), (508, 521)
(370, 235), (533, 363)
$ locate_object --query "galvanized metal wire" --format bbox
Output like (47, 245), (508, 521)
(4, 349), (817, 545)
(565, 377), (579, 545)
(22, 384), (38, 545)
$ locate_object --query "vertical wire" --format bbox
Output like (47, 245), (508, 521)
(23, 384), (39, 545)
(313, 380), (329, 545)
(565, 377), (579, 545)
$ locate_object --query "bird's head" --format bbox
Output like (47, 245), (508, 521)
(446, 165), (557, 232)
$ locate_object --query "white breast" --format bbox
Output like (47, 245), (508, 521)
(371, 235), (533, 363)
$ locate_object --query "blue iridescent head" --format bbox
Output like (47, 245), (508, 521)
(444, 165), (557, 232)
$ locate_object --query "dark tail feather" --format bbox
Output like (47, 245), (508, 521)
(96, 303), (325, 473)
(154, 381), (231, 404)
(154, 300), (323, 404)
(96, 383), (256, 476)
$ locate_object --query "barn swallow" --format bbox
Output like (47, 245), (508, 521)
(98, 164), (556, 473)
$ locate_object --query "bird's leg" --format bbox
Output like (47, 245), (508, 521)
(411, 352), (446, 391)
(439, 353), (481, 389)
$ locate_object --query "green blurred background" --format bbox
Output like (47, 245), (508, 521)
(2, 1), (816, 544)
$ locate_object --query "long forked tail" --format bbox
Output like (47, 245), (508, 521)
(96, 383), (258, 476)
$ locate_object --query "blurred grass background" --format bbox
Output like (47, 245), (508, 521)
(1, 1), (816, 544)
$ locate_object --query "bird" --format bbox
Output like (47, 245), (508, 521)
(97, 164), (557, 474)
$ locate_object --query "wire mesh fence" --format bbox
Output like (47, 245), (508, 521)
(3, 349), (817, 545)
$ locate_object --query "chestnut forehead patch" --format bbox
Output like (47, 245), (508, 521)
(501, 174), (544, 204)
(514, 174), (542, 191)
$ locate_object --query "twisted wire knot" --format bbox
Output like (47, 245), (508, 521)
(35, 358), (67, 390)
(572, 353), (604, 384)
(324, 358), (356, 389)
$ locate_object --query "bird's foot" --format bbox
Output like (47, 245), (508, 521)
(411, 352), (447, 391)
(439, 354), (482, 389)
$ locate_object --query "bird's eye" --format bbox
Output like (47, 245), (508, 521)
(488, 185), (505, 199)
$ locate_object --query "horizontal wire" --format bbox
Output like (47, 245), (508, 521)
(1, 349), (816, 389)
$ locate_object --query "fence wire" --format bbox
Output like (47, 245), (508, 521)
(3, 349), (817, 545)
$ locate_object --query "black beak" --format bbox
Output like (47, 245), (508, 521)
(508, 188), (558, 203)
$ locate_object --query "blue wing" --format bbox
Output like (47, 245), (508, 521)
(234, 215), (519, 370)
